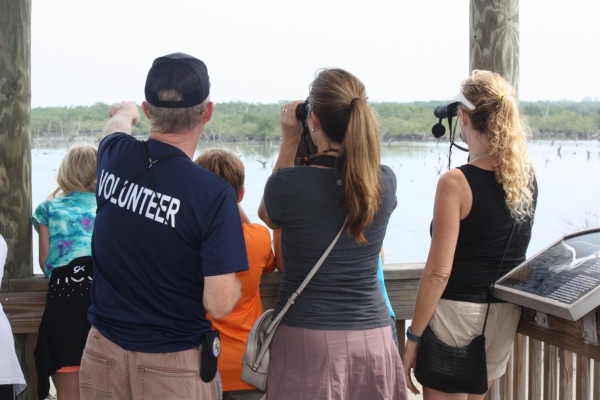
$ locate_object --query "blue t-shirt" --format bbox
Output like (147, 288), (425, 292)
(88, 133), (249, 353)
(31, 192), (96, 277)
(377, 254), (395, 320)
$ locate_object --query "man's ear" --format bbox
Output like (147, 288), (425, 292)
(141, 101), (152, 120)
(202, 102), (215, 125)
(237, 186), (245, 203)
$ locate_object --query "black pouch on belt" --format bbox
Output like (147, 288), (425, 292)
(200, 330), (220, 382)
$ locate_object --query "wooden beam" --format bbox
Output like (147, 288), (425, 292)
(1, 1), (33, 398)
(381, 263), (423, 320)
(260, 263), (424, 318)
(518, 308), (600, 361)
(0, 0), (33, 278)
(258, 269), (281, 310)
(469, 0), (520, 93)
(1, 275), (48, 292)
(1, 291), (46, 334)
(4, 264), (423, 337)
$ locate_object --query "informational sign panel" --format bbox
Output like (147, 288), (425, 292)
(494, 228), (600, 321)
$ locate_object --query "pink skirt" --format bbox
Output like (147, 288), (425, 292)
(266, 325), (408, 400)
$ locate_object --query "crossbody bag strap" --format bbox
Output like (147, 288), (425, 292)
(481, 221), (517, 335)
(251, 217), (347, 370)
(265, 216), (348, 336)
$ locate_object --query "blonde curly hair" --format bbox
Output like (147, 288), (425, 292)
(459, 70), (534, 222)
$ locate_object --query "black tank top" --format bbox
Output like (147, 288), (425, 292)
(440, 164), (538, 303)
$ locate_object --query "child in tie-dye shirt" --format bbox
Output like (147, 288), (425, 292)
(31, 144), (97, 400)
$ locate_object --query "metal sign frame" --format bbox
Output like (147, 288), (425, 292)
(494, 227), (600, 321)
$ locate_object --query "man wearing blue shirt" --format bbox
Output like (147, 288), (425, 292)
(80, 53), (249, 399)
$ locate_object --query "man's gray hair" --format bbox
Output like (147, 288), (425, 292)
(146, 88), (209, 133)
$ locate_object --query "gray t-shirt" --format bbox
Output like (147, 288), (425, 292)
(263, 165), (397, 330)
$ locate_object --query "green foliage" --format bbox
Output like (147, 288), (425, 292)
(522, 101), (600, 135)
(31, 100), (600, 140)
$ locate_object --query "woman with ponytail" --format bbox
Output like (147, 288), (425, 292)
(403, 70), (538, 399)
(258, 68), (407, 400)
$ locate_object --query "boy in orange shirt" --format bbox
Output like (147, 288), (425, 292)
(195, 149), (277, 400)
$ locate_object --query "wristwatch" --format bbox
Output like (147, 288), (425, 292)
(406, 326), (421, 343)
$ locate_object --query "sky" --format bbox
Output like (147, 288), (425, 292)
(30, 0), (600, 108)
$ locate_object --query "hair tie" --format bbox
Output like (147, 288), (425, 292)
(350, 97), (361, 106)
(497, 93), (505, 104)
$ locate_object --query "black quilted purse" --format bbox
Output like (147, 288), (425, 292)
(414, 222), (516, 394)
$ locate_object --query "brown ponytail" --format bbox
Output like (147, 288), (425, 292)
(309, 69), (382, 243)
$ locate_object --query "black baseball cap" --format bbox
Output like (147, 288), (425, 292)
(144, 53), (210, 108)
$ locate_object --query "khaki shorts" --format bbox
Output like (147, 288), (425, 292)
(429, 299), (521, 381)
(80, 326), (222, 400)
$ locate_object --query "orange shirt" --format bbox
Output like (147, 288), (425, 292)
(208, 222), (276, 391)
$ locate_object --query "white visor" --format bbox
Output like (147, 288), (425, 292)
(451, 91), (476, 111)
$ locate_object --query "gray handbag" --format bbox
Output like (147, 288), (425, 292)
(241, 219), (347, 391)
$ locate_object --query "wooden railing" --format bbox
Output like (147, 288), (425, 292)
(1, 275), (46, 398)
(3, 263), (600, 399)
(484, 309), (600, 400)
(258, 263), (424, 359)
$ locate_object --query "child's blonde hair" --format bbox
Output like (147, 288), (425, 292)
(194, 149), (245, 198)
(49, 144), (97, 198)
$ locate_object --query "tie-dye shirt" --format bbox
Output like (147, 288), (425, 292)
(31, 192), (96, 277)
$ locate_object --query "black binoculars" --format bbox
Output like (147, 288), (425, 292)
(431, 101), (468, 169)
(296, 99), (310, 122)
(431, 101), (460, 139)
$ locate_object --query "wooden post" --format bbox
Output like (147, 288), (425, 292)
(0, 0), (33, 399)
(502, 349), (514, 400)
(544, 344), (558, 400)
(559, 349), (574, 400)
(575, 354), (590, 400)
(396, 319), (405, 358)
(487, 381), (500, 400)
(513, 334), (527, 399)
(469, 0), (520, 93)
(529, 338), (542, 400)
(593, 360), (600, 399)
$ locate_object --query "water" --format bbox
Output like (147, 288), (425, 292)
(30, 138), (600, 274)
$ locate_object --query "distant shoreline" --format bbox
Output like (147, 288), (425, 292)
(30, 101), (600, 141)
(30, 131), (600, 147)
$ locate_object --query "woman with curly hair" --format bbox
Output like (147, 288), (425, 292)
(403, 70), (538, 399)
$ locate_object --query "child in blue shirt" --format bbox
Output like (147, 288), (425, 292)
(31, 144), (97, 400)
